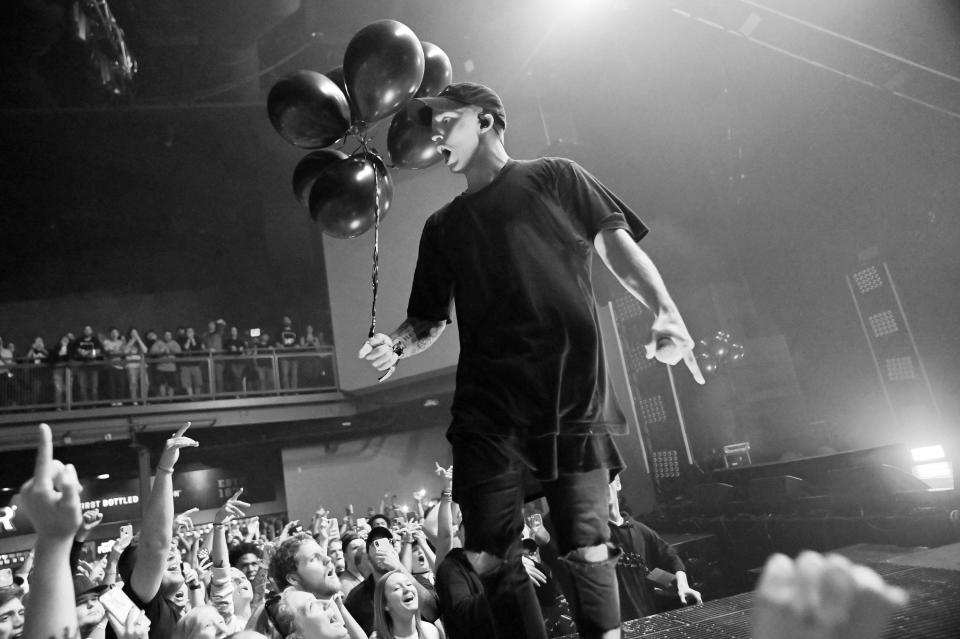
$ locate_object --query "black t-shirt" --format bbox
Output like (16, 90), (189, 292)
(608, 515), (685, 620)
(344, 574), (376, 636)
(408, 158), (648, 443)
(104, 582), (179, 639)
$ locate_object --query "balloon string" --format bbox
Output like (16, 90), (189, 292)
(356, 129), (380, 339)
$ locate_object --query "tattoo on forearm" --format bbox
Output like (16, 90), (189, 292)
(393, 319), (445, 357)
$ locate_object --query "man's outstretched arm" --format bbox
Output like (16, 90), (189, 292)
(358, 317), (447, 375)
(594, 228), (704, 384)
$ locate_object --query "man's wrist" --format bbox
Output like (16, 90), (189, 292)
(391, 339), (404, 360)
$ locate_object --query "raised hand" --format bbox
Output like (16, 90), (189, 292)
(215, 489), (250, 525)
(115, 525), (134, 553)
(752, 551), (907, 639)
(18, 423), (82, 541)
(435, 462), (454, 490)
(157, 422), (198, 471)
(81, 509), (103, 532)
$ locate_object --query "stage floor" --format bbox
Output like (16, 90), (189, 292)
(558, 542), (960, 639)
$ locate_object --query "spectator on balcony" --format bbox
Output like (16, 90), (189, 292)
(0, 337), (16, 407)
(71, 326), (103, 403)
(223, 326), (246, 394)
(24, 337), (49, 405)
(150, 330), (182, 398)
(49, 334), (72, 408)
(178, 327), (205, 397)
(102, 327), (127, 404)
(204, 320), (226, 395)
(124, 328), (150, 404)
(143, 330), (159, 396)
(276, 316), (299, 390)
(252, 332), (274, 392)
(300, 325), (323, 387)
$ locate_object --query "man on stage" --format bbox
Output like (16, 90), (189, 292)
(359, 82), (704, 639)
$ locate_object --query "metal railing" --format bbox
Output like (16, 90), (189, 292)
(0, 347), (338, 412)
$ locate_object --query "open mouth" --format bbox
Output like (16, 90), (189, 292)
(438, 147), (452, 164)
(402, 592), (416, 604)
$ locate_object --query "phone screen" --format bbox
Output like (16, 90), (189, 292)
(100, 586), (138, 627)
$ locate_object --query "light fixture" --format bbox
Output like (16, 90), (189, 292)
(911, 445), (945, 463)
(97, 473), (110, 480)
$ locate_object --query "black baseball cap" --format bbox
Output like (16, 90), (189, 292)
(73, 574), (110, 601)
(409, 82), (506, 129)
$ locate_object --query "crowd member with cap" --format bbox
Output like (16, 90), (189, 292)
(336, 533), (366, 597)
(344, 527), (438, 636)
(75, 573), (110, 638)
(359, 82), (704, 639)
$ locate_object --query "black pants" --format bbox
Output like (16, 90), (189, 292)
(451, 433), (620, 639)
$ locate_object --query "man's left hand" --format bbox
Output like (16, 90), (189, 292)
(678, 585), (702, 605)
(646, 310), (705, 384)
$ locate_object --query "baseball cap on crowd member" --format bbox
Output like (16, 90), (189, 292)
(74, 574), (110, 602)
(409, 82), (506, 130)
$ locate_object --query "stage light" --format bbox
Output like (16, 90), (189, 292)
(852, 265), (883, 293)
(97, 473), (110, 480)
(911, 444), (945, 463)
(868, 310), (899, 337)
(886, 356), (916, 381)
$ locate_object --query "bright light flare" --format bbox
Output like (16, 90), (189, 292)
(911, 445), (945, 463)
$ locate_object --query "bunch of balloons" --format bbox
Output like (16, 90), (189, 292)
(695, 330), (745, 375)
(267, 19), (453, 239)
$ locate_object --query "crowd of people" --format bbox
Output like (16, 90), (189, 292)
(0, 318), (331, 408)
(7, 422), (909, 639)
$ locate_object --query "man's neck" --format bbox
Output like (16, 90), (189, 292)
(462, 143), (510, 194)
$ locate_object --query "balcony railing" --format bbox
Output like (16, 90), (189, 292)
(0, 347), (338, 412)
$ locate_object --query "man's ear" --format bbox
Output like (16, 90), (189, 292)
(285, 571), (301, 588)
(477, 113), (493, 131)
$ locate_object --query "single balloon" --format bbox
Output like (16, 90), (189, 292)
(309, 153), (394, 239)
(324, 66), (361, 124)
(267, 70), (351, 148)
(415, 42), (453, 98)
(343, 20), (424, 124)
(387, 109), (442, 169)
(292, 148), (349, 206)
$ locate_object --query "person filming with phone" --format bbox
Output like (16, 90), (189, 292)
(344, 527), (439, 636)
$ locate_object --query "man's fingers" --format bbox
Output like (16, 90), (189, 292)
(683, 350), (706, 385)
(180, 507), (199, 518)
(231, 488), (244, 501)
(234, 499), (252, 508)
(174, 421), (192, 437)
(33, 423), (53, 489)
(358, 342), (373, 358)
